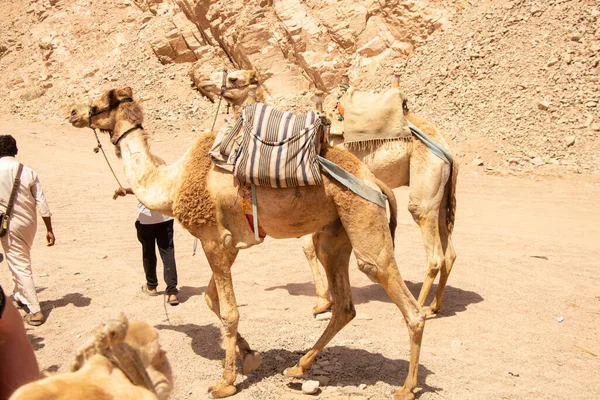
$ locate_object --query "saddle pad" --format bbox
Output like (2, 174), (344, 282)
(233, 103), (322, 188)
(341, 87), (411, 143)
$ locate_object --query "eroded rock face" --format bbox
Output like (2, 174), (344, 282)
(144, 0), (455, 98)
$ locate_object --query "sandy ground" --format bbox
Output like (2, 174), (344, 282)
(1, 117), (599, 400)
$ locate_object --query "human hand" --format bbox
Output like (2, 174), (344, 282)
(113, 187), (127, 200)
(46, 231), (55, 247)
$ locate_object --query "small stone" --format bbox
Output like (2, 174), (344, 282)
(315, 311), (332, 321)
(537, 100), (551, 110)
(275, 355), (285, 362)
(470, 157), (484, 167)
(302, 380), (320, 394)
(98, 255), (108, 259)
(39, 273), (49, 277)
(547, 58), (559, 67)
(531, 157), (545, 166)
(585, 101), (597, 108)
(355, 313), (373, 321)
(565, 136), (575, 147)
(359, 384), (367, 390)
(508, 157), (520, 165)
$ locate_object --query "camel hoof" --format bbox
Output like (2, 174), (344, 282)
(422, 306), (438, 318)
(391, 388), (415, 400)
(208, 383), (237, 398)
(242, 350), (262, 374)
(312, 300), (332, 316)
(283, 365), (305, 378)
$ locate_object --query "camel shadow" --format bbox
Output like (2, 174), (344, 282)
(40, 293), (92, 319)
(155, 323), (439, 398)
(265, 281), (483, 318)
(174, 285), (207, 303)
(155, 323), (224, 360)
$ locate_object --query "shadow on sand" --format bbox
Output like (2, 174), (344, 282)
(264, 281), (483, 318)
(155, 323), (441, 398)
(40, 292), (92, 319)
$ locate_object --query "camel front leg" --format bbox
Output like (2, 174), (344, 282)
(301, 234), (332, 315)
(205, 276), (262, 374)
(201, 238), (241, 398)
(285, 222), (354, 377)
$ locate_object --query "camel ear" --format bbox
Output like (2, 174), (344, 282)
(115, 87), (133, 100)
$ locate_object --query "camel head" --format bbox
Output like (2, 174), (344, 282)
(69, 87), (144, 146)
(193, 69), (258, 107)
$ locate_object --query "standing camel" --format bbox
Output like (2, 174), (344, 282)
(196, 70), (458, 316)
(69, 87), (427, 399)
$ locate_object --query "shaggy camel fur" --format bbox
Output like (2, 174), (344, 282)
(195, 70), (458, 316)
(10, 313), (172, 400)
(69, 87), (427, 399)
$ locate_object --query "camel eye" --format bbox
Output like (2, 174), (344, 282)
(228, 76), (238, 82)
(71, 109), (76, 116)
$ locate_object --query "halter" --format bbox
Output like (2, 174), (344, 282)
(87, 97), (137, 188)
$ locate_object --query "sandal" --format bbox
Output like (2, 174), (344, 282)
(167, 294), (179, 306)
(24, 312), (45, 326)
(141, 285), (158, 296)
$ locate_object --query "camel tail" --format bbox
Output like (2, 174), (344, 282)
(374, 178), (398, 247)
(445, 159), (458, 235)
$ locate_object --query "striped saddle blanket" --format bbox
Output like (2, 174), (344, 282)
(210, 103), (323, 188)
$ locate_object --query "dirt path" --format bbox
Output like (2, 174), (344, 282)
(1, 118), (599, 399)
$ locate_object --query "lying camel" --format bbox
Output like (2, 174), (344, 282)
(69, 87), (427, 399)
(195, 70), (458, 316)
(10, 313), (172, 400)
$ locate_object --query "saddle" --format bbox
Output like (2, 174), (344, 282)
(327, 87), (412, 145)
(211, 103), (325, 188)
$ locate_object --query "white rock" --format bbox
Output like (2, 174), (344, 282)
(565, 136), (575, 147)
(315, 311), (332, 321)
(302, 380), (320, 394)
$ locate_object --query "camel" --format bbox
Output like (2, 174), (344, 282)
(68, 87), (427, 399)
(196, 70), (458, 316)
(10, 313), (172, 400)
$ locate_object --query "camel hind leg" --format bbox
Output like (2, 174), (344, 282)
(337, 192), (425, 399)
(408, 151), (452, 315)
(301, 234), (332, 315)
(428, 213), (457, 313)
(284, 221), (355, 377)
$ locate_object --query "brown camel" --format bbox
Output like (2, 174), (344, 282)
(10, 313), (172, 400)
(196, 70), (458, 316)
(69, 87), (427, 399)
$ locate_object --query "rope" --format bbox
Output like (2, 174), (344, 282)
(92, 128), (123, 189)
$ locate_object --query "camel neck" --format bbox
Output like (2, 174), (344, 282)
(117, 129), (184, 217)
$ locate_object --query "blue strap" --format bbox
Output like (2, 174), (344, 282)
(407, 120), (453, 165)
(251, 183), (260, 241)
(317, 156), (387, 208)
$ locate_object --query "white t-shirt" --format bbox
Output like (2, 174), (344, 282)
(136, 203), (173, 225)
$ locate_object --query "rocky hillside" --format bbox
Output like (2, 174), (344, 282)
(1, 0), (598, 176)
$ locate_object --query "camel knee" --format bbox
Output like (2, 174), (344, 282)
(357, 259), (379, 283)
(220, 309), (240, 334)
(426, 255), (445, 277)
(407, 200), (422, 223)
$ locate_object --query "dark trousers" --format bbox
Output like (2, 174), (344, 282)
(135, 220), (178, 294)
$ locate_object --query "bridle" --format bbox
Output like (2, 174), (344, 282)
(87, 97), (141, 188)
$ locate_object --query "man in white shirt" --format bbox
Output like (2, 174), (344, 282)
(114, 187), (179, 306)
(0, 135), (55, 326)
